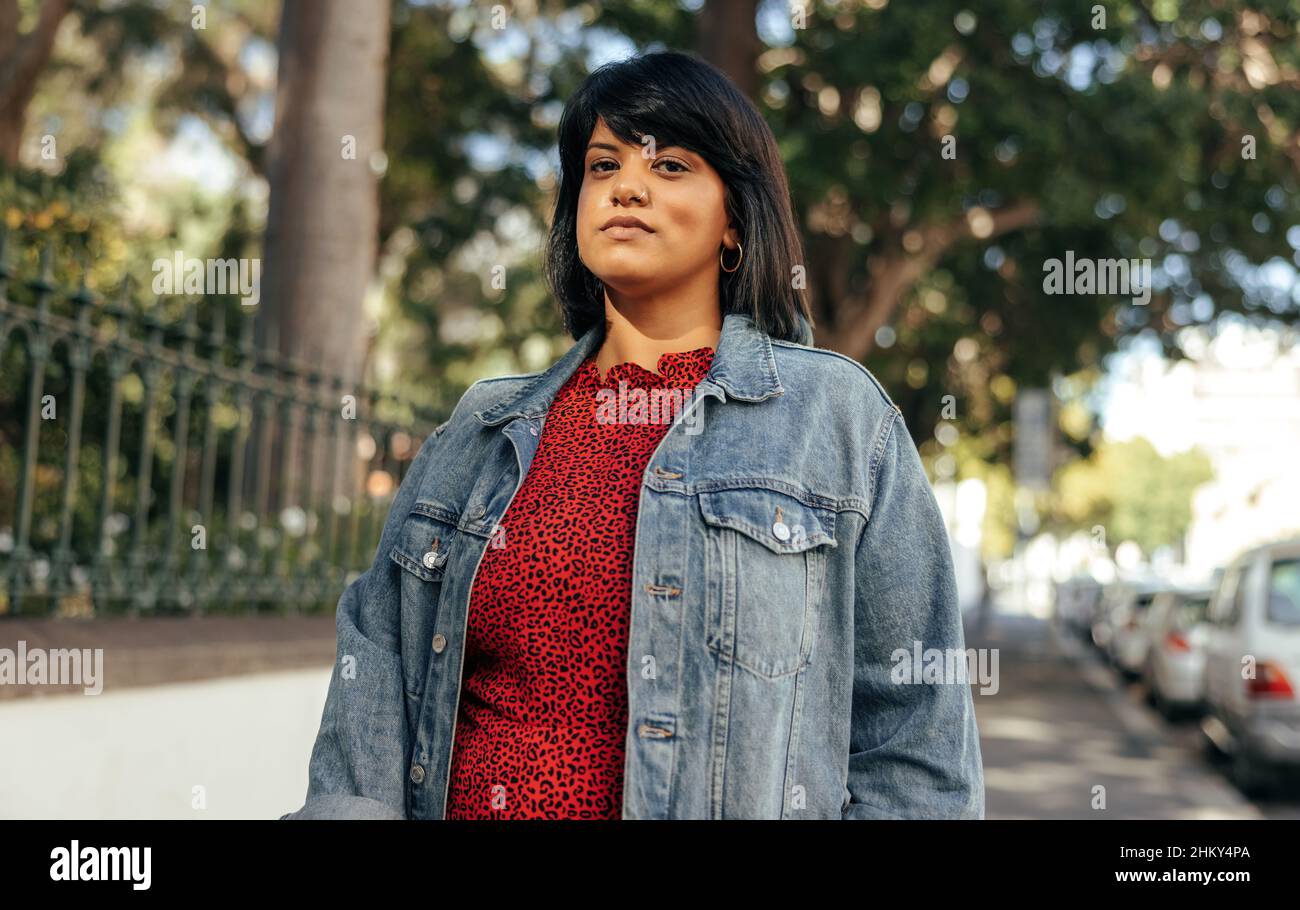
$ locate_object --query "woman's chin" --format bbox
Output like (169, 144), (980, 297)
(589, 268), (669, 291)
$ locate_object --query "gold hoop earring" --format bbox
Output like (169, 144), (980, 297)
(720, 242), (743, 273)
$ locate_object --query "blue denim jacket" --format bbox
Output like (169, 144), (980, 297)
(282, 311), (984, 819)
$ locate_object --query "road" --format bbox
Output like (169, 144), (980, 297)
(964, 608), (1300, 819)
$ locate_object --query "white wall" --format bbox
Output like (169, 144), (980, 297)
(0, 666), (331, 819)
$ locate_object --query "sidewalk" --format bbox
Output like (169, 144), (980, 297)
(0, 665), (331, 819)
(966, 610), (1261, 819)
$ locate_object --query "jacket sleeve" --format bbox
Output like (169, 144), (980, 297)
(843, 407), (985, 819)
(280, 425), (443, 820)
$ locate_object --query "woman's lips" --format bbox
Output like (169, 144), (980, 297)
(602, 225), (653, 239)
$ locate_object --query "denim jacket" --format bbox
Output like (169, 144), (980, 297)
(282, 311), (984, 819)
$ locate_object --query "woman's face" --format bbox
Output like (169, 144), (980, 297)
(576, 116), (737, 299)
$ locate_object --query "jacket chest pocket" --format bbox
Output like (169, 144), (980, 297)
(698, 487), (838, 680)
(389, 501), (461, 702)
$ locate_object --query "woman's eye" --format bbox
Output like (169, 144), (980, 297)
(588, 158), (687, 174)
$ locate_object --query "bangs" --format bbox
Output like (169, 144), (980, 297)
(545, 50), (813, 346)
(558, 68), (718, 184)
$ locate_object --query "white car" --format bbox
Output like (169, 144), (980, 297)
(1141, 586), (1213, 718)
(1104, 582), (1166, 678)
(1054, 575), (1102, 640)
(1201, 538), (1300, 796)
(1091, 582), (1132, 652)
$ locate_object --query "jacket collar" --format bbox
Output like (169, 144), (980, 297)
(473, 310), (791, 427)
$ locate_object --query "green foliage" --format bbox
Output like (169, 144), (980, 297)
(1053, 436), (1215, 555)
(8, 0), (1300, 472)
(754, 0), (1298, 463)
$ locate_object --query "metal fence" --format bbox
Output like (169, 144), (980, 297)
(0, 228), (445, 618)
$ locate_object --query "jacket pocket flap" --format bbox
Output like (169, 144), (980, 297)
(389, 507), (460, 581)
(698, 487), (837, 554)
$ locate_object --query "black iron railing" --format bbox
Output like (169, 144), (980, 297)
(0, 228), (445, 617)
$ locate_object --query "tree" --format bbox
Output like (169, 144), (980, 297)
(247, 0), (391, 512)
(1053, 436), (1215, 557)
(0, 0), (75, 165)
(257, 0), (389, 384)
(698, 0), (760, 98)
(9, 0), (1299, 470)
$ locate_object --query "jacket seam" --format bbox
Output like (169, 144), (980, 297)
(767, 340), (899, 413)
(852, 407), (899, 561)
(867, 408), (899, 526)
(645, 476), (871, 519)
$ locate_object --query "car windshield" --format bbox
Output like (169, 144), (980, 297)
(1267, 559), (1300, 627)
(1174, 595), (1210, 629)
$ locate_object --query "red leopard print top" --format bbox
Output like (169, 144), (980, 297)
(444, 344), (715, 819)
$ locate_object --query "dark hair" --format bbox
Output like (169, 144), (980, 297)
(543, 49), (813, 344)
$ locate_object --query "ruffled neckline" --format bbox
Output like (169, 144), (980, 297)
(582, 346), (715, 391)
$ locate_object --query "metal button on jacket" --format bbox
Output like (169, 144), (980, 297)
(772, 520), (790, 541)
(409, 764), (425, 785)
(422, 548), (443, 570)
(431, 633), (446, 653)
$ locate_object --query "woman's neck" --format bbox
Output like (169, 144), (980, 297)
(595, 292), (721, 381)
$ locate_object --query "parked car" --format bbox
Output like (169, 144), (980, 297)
(1201, 538), (1300, 796)
(1090, 582), (1129, 652)
(1141, 586), (1214, 718)
(1107, 582), (1170, 676)
(1054, 575), (1103, 640)
(1086, 579), (1159, 665)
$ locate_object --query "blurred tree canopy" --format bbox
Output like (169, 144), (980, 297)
(3, 0), (1299, 469)
(377, 0), (1300, 475)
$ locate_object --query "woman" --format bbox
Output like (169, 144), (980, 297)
(284, 50), (984, 820)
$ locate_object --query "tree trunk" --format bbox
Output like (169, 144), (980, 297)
(697, 0), (761, 99)
(254, 0), (390, 526)
(259, 0), (388, 381)
(0, 0), (75, 166)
